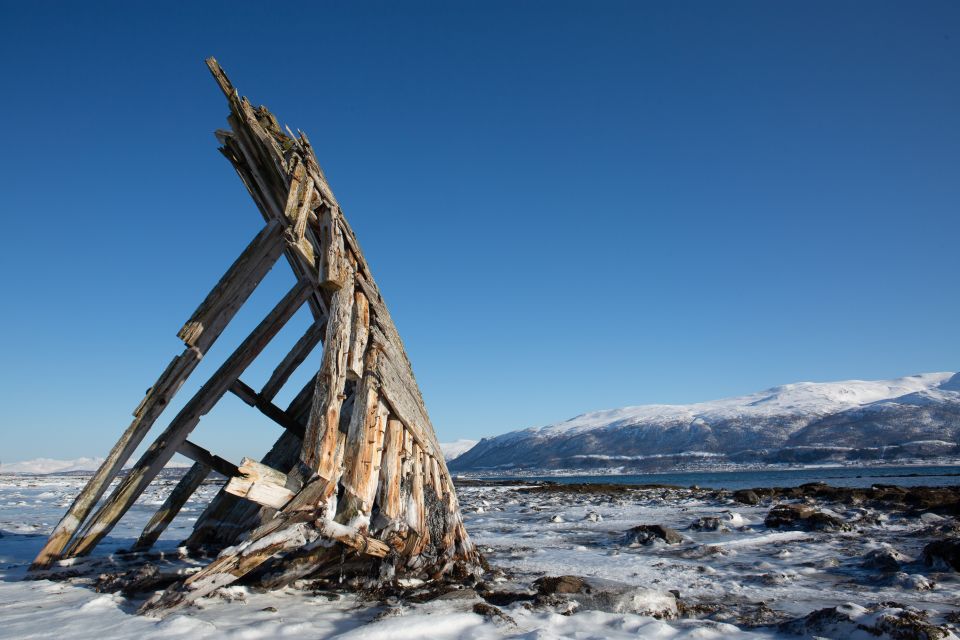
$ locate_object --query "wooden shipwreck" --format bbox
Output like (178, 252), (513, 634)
(30, 58), (480, 614)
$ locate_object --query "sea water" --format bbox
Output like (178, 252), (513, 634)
(502, 464), (960, 490)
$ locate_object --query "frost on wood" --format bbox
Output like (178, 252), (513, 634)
(30, 57), (481, 615)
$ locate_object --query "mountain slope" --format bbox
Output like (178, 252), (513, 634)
(450, 372), (960, 472)
(439, 439), (479, 461)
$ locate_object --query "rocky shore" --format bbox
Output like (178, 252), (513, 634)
(4, 474), (959, 639)
(429, 479), (960, 638)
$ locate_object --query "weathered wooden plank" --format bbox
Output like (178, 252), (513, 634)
(405, 444), (429, 559)
(221, 115), (327, 322)
(177, 220), (285, 351)
(317, 206), (348, 290)
(186, 430), (301, 550)
(30, 346), (202, 569)
(354, 274), (415, 375)
(186, 377), (314, 549)
(229, 379), (305, 437)
(140, 475), (334, 616)
(316, 520), (389, 557)
(283, 164), (314, 244)
(430, 456), (444, 499)
(133, 462), (211, 551)
(368, 326), (443, 461)
(337, 372), (389, 525)
(346, 290), (369, 379)
(224, 458), (298, 509)
(281, 158), (307, 225)
(301, 267), (355, 475)
(296, 131), (340, 209)
(376, 418), (405, 523)
(177, 439), (239, 478)
(259, 319), (325, 402)
(206, 56), (239, 101)
(65, 281), (312, 558)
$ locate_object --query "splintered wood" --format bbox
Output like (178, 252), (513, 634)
(31, 57), (480, 615)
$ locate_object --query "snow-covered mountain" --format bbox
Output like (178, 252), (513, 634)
(450, 372), (960, 472)
(0, 457), (192, 475)
(439, 439), (479, 461)
(0, 457), (109, 474)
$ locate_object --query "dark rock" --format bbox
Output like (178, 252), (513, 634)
(765, 504), (815, 528)
(906, 487), (960, 515)
(871, 607), (951, 640)
(923, 538), (960, 571)
(733, 490), (761, 505)
(702, 601), (790, 627)
(535, 575), (589, 594)
(473, 602), (516, 625)
(779, 603), (951, 640)
(861, 547), (906, 573)
(480, 590), (536, 606)
(515, 483), (644, 496)
(916, 518), (960, 538)
(94, 563), (180, 596)
(533, 577), (678, 619)
(765, 504), (850, 531)
(690, 516), (724, 531)
(624, 524), (683, 545)
(805, 511), (850, 531)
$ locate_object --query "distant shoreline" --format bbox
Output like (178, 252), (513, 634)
(452, 458), (960, 479)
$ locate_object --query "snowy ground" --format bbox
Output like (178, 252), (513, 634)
(1, 473), (958, 639)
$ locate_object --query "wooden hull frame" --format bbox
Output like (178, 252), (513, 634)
(30, 58), (480, 616)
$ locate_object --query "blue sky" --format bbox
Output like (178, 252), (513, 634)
(0, 1), (957, 463)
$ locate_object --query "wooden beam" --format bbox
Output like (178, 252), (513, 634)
(259, 319), (325, 403)
(185, 377), (315, 549)
(224, 458), (298, 509)
(218, 120), (327, 323)
(229, 379), (305, 437)
(318, 206), (348, 290)
(346, 291), (369, 380)
(301, 267), (355, 475)
(369, 327), (443, 461)
(64, 280), (312, 558)
(377, 418), (405, 524)
(177, 439), (240, 478)
(337, 365), (389, 524)
(132, 462), (211, 551)
(177, 220), (285, 351)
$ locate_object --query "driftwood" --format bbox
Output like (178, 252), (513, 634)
(32, 58), (481, 613)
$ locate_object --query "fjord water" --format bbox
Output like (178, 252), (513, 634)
(504, 464), (960, 490)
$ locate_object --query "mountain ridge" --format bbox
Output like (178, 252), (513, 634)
(450, 372), (960, 472)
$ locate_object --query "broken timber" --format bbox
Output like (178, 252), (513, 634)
(31, 58), (480, 614)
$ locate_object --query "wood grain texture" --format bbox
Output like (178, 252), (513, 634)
(301, 267), (355, 475)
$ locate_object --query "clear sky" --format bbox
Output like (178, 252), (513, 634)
(0, 1), (957, 464)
